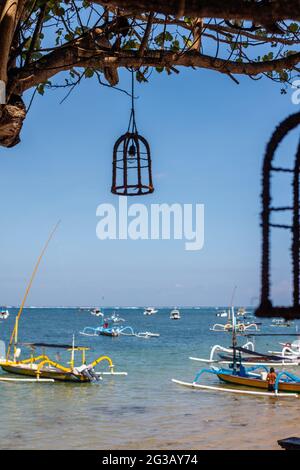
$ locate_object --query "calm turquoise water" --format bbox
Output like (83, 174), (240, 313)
(0, 307), (300, 450)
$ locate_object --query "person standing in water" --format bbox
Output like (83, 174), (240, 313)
(267, 367), (277, 392)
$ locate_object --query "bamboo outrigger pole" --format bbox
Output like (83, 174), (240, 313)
(6, 221), (61, 360)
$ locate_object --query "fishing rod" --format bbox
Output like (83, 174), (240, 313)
(6, 221), (61, 360)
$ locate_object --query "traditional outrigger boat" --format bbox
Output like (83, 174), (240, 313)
(0, 339), (126, 383)
(210, 320), (259, 333)
(173, 307), (300, 397)
(190, 342), (300, 367)
(81, 324), (121, 337)
(80, 324), (159, 339)
(172, 365), (300, 397)
(0, 223), (127, 384)
(271, 339), (300, 356)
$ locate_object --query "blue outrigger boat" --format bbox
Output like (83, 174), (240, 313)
(80, 324), (121, 337)
(80, 324), (159, 339)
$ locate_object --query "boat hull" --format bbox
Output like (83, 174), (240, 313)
(217, 372), (300, 393)
(1, 364), (89, 382)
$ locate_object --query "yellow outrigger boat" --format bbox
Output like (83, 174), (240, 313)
(0, 223), (127, 383)
(0, 340), (126, 383)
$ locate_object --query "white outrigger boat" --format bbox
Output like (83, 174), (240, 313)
(269, 339), (300, 357)
(0, 308), (9, 320)
(170, 308), (181, 320)
(189, 341), (300, 367)
(211, 321), (259, 333)
(143, 307), (158, 316)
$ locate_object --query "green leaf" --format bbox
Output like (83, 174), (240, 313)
(288, 23), (299, 33)
(171, 39), (180, 52)
(122, 39), (139, 50)
(37, 83), (45, 95)
(279, 70), (289, 82)
(136, 71), (148, 83)
(65, 32), (74, 41)
(154, 32), (173, 46)
(84, 68), (94, 78)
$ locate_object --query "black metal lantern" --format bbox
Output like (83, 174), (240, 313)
(255, 111), (300, 320)
(111, 72), (154, 196)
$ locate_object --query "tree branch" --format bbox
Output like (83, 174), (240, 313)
(10, 43), (300, 95)
(0, 0), (24, 84)
(90, 0), (300, 22)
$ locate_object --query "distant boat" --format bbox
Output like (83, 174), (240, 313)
(90, 308), (104, 317)
(0, 308), (9, 320)
(271, 319), (293, 327)
(216, 310), (228, 318)
(143, 307), (158, 316)
(106, 312), (125, 323)
(236, 307), (250, 318)
(170, 308), (181, 320)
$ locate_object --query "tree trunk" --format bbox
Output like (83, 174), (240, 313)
(0, 95), (26, 147)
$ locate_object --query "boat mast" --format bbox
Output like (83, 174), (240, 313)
(6, 221), (61, 360)
(230, 286), (237, 372)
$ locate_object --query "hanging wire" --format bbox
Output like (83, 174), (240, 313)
(127, 69), (138, 133)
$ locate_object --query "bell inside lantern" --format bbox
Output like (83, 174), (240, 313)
(111, 71), (154, 196)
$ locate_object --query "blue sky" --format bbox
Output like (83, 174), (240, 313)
(0, 67), (298, 307)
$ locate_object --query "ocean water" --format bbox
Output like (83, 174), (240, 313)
(0, 307), (300, 450)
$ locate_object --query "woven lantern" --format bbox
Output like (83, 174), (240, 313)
(111, 72), (154, 196)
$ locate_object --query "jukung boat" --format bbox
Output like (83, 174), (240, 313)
(0, 339), (127, 383)
(80, 324), (159, 339)
(173, 307), (300, 397)
(81, 324), (121, 337)
(0, 223), (127, 383)
(172, 365), (300, 397)
(271, 339), (300, 356)
(211, 320), (259, 333)
(190, 343), (300, 367)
